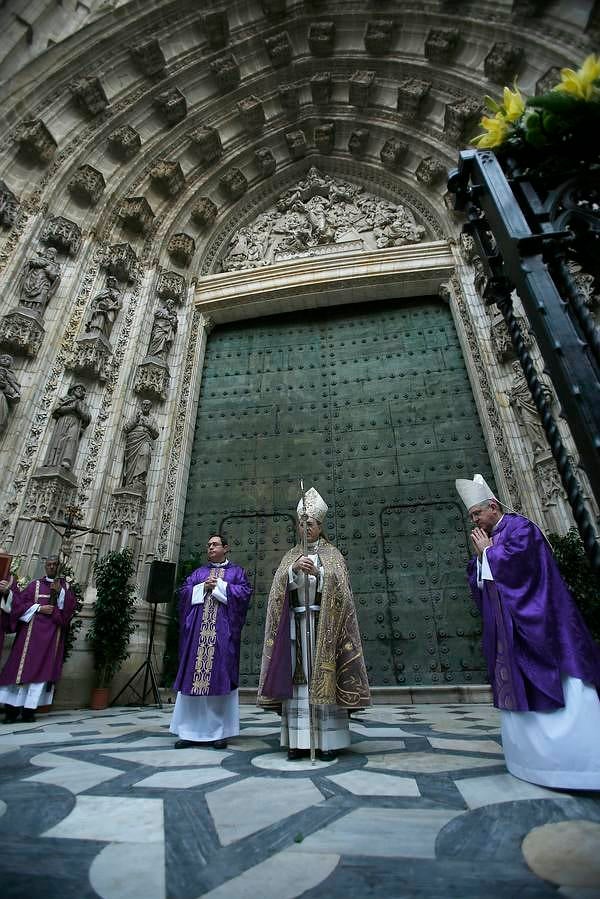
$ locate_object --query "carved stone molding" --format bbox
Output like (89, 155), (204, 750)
(120, 196), (155, 234)
(484, 42), (524, 83)
(348, 128), (370, 157)
(0, 180), (19, 228)
(349, 71), (375, 107)
(397, 78), (431, 119)
(14, 119), (57, 162)
(210, 53), (240, 91)
(255, 147), (277, 177)
(108, 125), (141, 161)
(425, 28), (459, 63)
(40, 216), (81, 256)
(21, 469), (78, 521)
(134, 358), (170, 401)
(0, 309), (44, 358)
(364, 19), (394, 55)
(104, 243), (138, 282)
(380, 139), (407, 170)
(285, 129), (308, 160)
(68, 164), (105, 205)
(157, 270), (186, 303)
(190, 126), (222, 165)
(154, 88), (187, 126)
(167, 232), (195, 266)
(201, 10), (229, 49)
(265, 31), (293, 67)
(191, 197), (218, 229)
(279, 83), (300, 118)
(444, 97), (484, 147)
(567, 261), (599, 311)
(308, 21), (335, 56)
(416, 157), (447, 188)
(490, 311), (531, 362)
(310, 72), (332, 105)
(67, 333), (112, 381)
(107, 487), (145, 536)
(238, 96), (265, 133)
(459, 232), (477, 264)
(131, 38), (166, 77)
(315, 122), (335, 154)
(536, 66), (562, 96)
(149, 160), (185, 197)
(70, 76), (109, 116)
(534, 451), (567, 509)
(219, 168), (248, 200)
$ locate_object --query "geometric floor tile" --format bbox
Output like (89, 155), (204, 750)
(200, 849), (340, 899)
(251, 752), (337, 772)
(427, 737), (504, 754)
(326, 770), (420, 797)
(366, 751), (502, 773)
(27, 753), (124, 794)
(42, 796), (164, 843)
(134, 768), (237, 789)
(454, 773), (560, 809)
(89, 842), (165, 899)
(349, 740), (406, 753)
(102, 748), (231, 767)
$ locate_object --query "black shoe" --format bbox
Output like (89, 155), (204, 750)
(21, 709), (36, 723)
(317, 749), (337, 761)
(213, 739), (228, 749)
(3, 706), (20, 724)
(174, 739), (203, 749)
(287, 748), (309, 760)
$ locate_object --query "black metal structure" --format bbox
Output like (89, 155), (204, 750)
(448, 149), (600, 573)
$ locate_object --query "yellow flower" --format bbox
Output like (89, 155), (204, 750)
(502, 83), (526, 122)
(472, 114), (510, 149)
(555, 54), (600, 101)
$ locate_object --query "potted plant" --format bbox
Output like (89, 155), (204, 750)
(87, 548), (137, 709)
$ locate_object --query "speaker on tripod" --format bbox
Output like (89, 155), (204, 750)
(110, 560), (177, 709)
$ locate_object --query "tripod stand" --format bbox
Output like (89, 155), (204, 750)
(110, 603), (162, 708)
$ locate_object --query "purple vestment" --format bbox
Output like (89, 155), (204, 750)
(173, 562), (252, 696)
(0, 577), (20, 655)
(0, 577), (76, 686)
(467, 513), (600, 712)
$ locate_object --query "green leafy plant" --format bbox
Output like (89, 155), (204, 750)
(87, 548), (137, 688)
(161, 554), (204, 687)
(548, 528), (600, 643)
(62, 562), (84, 664)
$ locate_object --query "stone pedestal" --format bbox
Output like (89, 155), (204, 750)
(0, 308), (45, 357)
(106, 487), (145, 550)
(67, 333), (112, 381)
(134, 357), (170, 400)
(22, 469), (78, 520)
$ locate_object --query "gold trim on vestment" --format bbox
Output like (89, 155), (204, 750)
(16, 580), (40, 684)
(191, 595), (218, 695)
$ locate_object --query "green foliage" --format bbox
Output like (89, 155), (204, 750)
(61, 562), (84, 664)
(548, 528), (600, 642)
(87, 549), (137, 688)
(161, 554), (204, 687)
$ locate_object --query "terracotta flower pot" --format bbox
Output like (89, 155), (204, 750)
(90, 687), (110, 710)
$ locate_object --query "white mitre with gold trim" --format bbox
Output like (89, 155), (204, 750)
(455, 473), (496, 511)
(297, 487), (328, 522)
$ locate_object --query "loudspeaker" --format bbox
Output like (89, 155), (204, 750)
(146, 560), (177, 604)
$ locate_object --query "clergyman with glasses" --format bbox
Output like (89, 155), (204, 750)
(170, 534), (252, 749)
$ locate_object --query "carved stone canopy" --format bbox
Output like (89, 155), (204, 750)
(308, 21), (335, 56)
(425, 28), (459, 63)
(154, 88), (187, 126)
(397, 78), (431, 118)
(349, 71), (375, 107)
(265, 31), (293, 67)
(202, 10), (229, 49)
(348, 129), (370, 157)
(14, 119), (57, 162)
(131, 38), (166, 77)
(0, 180), (19, 228)
(40, 216), (81, 256)
(311, 72), (332, 105)
(108, 125), (141, 161)
(255, 147), (276, 177)
(70, 76), (108, 116)
(190, 127), (222, 165)
(191, 197), (218, 229)
(220, 166), (427, 273)
(210, 53), (240, 91)
(279, 83), (299, 118)
(484, 42), (524, 83)
(285, 130), (308, 160)
(364, 20), (394, 55)
(120, 197), (155, 234)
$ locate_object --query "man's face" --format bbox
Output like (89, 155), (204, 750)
(207, 536), (228, 564)
(45, 558), (59, 578)
(469, 503), (501, 535)
(298, 516), (322, 544)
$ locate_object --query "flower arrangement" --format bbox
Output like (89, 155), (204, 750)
(472, 54), (600, 166)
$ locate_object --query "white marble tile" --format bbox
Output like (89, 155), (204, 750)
(58, 737), (173, 753)
(225, 738), (271, 752)
(102, 748), (231, 767)
(327, 770), (420, 797)
(134, 768), (236, 789)
(200, 850), (339, 899)
(43, 796), (164, 843)
(0, 799), (6, 818)
(238, 726), (281, 736)
(455, 773), (560, 809)
(27, 753), (123, 794)
(289, 807), (462, 858)
(349, 740), (406, 754)
(350, 724), (414, 737)
(251, 752), (337, 772)
(206, 776), (324, 846)
(427, 737), (503, 755)
(366, 751), (501, 773)
(90, 842), (165, 899)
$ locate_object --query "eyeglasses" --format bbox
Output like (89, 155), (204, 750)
(207, 542), (223, 548)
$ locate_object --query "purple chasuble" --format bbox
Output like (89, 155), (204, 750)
(0, 576), (20, 655)
(467, 513), (600, 712)
(173, 562), (252, 696)
(0, 577), (76, 686)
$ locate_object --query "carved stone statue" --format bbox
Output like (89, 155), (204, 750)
(43, 383), (91, 472)
(20, 246), (62, 313)
(147, 300), (178, 360)
(0, 353), (21, 435)
(85, 277), (122, 341)
(122, 399), (159, 489)
(508, 361), (553, 460)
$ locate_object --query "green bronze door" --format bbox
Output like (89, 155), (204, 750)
(180, 297), (492, 687)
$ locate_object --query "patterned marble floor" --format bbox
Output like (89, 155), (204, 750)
(0, 702), (599, 899)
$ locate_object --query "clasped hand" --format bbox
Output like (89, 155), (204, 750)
(292, 556), (318, 577)
(471, 527), (493, 558)
(204, 572), (219, 592)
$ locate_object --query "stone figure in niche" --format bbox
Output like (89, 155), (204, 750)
(147, 299), (178, 360)
(0, 353), (21, 435)
(508, 361), (553, 460)
(85, 277), (122, 341)
(43, 383), (91, 472)
(20, 246), (62, 313)
(122, 399), (159, 490)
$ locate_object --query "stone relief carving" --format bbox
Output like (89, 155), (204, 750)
(265, 32), (293, 67)
(397, 78), (431, 118)
(364, 19), (394, 54)
(310, 72), (332, 105)
(167, 233), (195, 267)
(534, 453), (567, 510)
(315, 122), (335, 154)
(484, 42), (524, 83)
(131, 39), (166, 77)
(425, 28), (459, 63)
(108, 125), (141, 161)
(348, 129), (370, 157)
(285, 130), (308, 160)
(202, 10), (229, 48)
(508, 361), (553, 461)
(20, 245), (62, 313)
(104, 243), (138, 282)
(191, 197), (218, 229)
(255, 147), (276, 177)
(43, 384), (91, 472)
(0, 354), (21, 436)
(567, 261), (599, 313)
(68, 164), (106, 205)
(416, 157), (447, 188)
(210, 53), (240, 91)
(0, 181), (19, 228)
(220, 166), (425, 272)
(154, 88), (187, 126)
(14, 119), (57, 162)
(380, 139), (407, 170)
(157, 271), (186, 304)
(279, 83), (299, 118)
(122, 399), (159, 490)
(147, 300), (178, 360)
(70, 76), (109, 116)
(308, 21), (335, 55)
(40, 216), (81, 256)
(84, 277), (122, 342)
(120, 197), (155, 234)
(349, 71), (375, 107)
